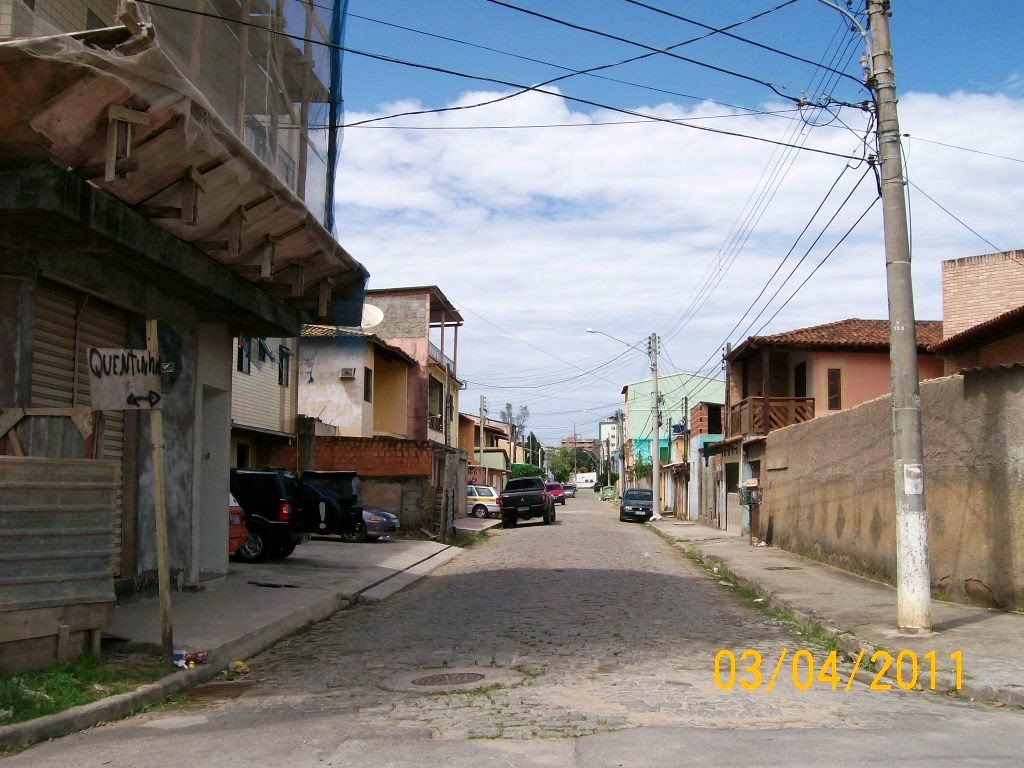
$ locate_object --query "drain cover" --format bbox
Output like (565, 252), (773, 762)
(412, 672), (486, 686)
(764, 566), (802, 571)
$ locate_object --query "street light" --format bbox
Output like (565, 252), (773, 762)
(586, 328), (662, 517)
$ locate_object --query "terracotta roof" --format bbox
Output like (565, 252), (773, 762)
(929, 304), (1024, 352)
(300, 325), (415, 366)
(730, 318), (942, 358)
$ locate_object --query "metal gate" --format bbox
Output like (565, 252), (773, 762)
(31, 281), (129, 576)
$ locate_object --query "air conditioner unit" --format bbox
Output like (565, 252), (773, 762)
(339, 367), (356, 379)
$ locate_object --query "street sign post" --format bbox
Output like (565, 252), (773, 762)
(87, 338), (173, 658)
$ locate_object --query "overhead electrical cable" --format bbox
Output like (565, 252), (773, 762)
(622, 0), (868, 92)
(343, 5), (808, 116)
(485, 0), (826, 106)
(132, 1), (864, 160)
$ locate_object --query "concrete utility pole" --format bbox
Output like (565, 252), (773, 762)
(617, 409), (625, 497)
(867, 0), (931, 633)
(649, 332), (661, 515)
(478, 395), (486, 469)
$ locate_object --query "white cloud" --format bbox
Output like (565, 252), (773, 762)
(335, 89), (1024, 440)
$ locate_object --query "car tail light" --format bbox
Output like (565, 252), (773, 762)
(277, 501), (292, 522)
(541, 491), (548, 502)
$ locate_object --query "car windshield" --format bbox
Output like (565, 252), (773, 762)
(504, 478), (543, 491)
(624, 489), (652, 501)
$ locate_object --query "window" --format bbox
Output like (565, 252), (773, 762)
(794, 361), (807, 398)
(236, 337), (251, 374)
(258, 338), (272, 362)
(278, 345), (291, 386)
(363, 366), (373, 403)
(827, 368), (842, 410)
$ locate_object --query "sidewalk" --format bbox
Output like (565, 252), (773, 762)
(653, 519), (1024, 707)
(0, 537), (462, 751)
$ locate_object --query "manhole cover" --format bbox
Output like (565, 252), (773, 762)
(412, 672), (486, 687)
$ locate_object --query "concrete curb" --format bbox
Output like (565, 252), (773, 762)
(0, 592), (355, 753)
(1, 542), (467, 751)
(668, 534), (1024, 709)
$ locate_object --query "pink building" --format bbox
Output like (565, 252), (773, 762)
(725, 318), (945, 437)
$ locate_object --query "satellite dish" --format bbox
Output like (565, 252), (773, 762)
(360, 303), (384, 330)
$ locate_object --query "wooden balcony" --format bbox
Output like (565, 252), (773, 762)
(729, 396), (815, 436)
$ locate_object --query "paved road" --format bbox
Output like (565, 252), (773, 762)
(10, 496), (1022, 766)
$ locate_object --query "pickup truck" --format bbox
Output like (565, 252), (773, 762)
(498, 477), (555, 528)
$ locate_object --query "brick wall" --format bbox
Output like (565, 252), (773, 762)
(312, 436), (432, 476)
(942, 250), (1024, 338)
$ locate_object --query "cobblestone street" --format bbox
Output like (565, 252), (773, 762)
(229, 497), (971, 739)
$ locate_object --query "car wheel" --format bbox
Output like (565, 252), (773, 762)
(471, 504), (487, 518)
(269, 539), (298, 559)
(543, 505), (553, 525)
(339, 521), (368, 543)
(502, 514), (517, 529)
(235, 528), (270, 562)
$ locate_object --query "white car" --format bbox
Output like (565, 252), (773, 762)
(467, 485), (501, 518)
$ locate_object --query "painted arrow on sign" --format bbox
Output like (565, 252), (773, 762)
(127, 390), (161, 408)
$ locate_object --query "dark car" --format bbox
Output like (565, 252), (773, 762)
(546, 482), (566, 505)
(229, 468), (304, 561)
(299, 470), (364, 541)
(619, 488), (654, 522)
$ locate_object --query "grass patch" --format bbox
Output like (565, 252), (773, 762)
(0, 645), (170, 725)
(451, 529), (491, 548)
(682, 547), (842, 654)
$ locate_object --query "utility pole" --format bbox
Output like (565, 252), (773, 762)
(868, 0), (930, 633)
(617, 408), (625, 496)
(572, 420), (577, 481)
(649, 332), (661, 516)
(478, 395), (486, 470)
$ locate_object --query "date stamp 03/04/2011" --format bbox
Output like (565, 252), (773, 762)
(713, 648), (964, 693)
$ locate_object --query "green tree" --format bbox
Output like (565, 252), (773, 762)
(547, 447), (572, 482)
(511, 463), (542, 478)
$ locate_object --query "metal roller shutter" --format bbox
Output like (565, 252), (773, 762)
(31, 282), (129, 577)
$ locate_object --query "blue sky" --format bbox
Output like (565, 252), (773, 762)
(332, 1), (1024, 444)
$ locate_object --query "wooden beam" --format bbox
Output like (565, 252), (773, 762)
(318, 277), (334, 317)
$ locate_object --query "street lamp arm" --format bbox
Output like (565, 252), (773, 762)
(585, 327), (646, 353)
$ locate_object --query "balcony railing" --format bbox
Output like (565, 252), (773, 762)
(428, 341), (455, 374)
(729, 397), (815, 436)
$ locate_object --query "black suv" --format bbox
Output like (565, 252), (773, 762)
(229, 468), (365, 561)
(229, 468), (304, 561)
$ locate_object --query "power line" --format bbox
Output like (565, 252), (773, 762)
(903, 134), (1024, 164)
(485, 0), (828, 106)
(132, 0), (865, 161)
(906, 181), (1005, 255)
(622, 0), (867, 92)
(344, 5), (809, 116)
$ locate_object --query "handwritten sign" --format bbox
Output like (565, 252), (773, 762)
(87, 348), (162, 410)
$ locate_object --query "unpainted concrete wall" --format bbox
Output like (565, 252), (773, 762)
(764, 369), (1024, 609)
